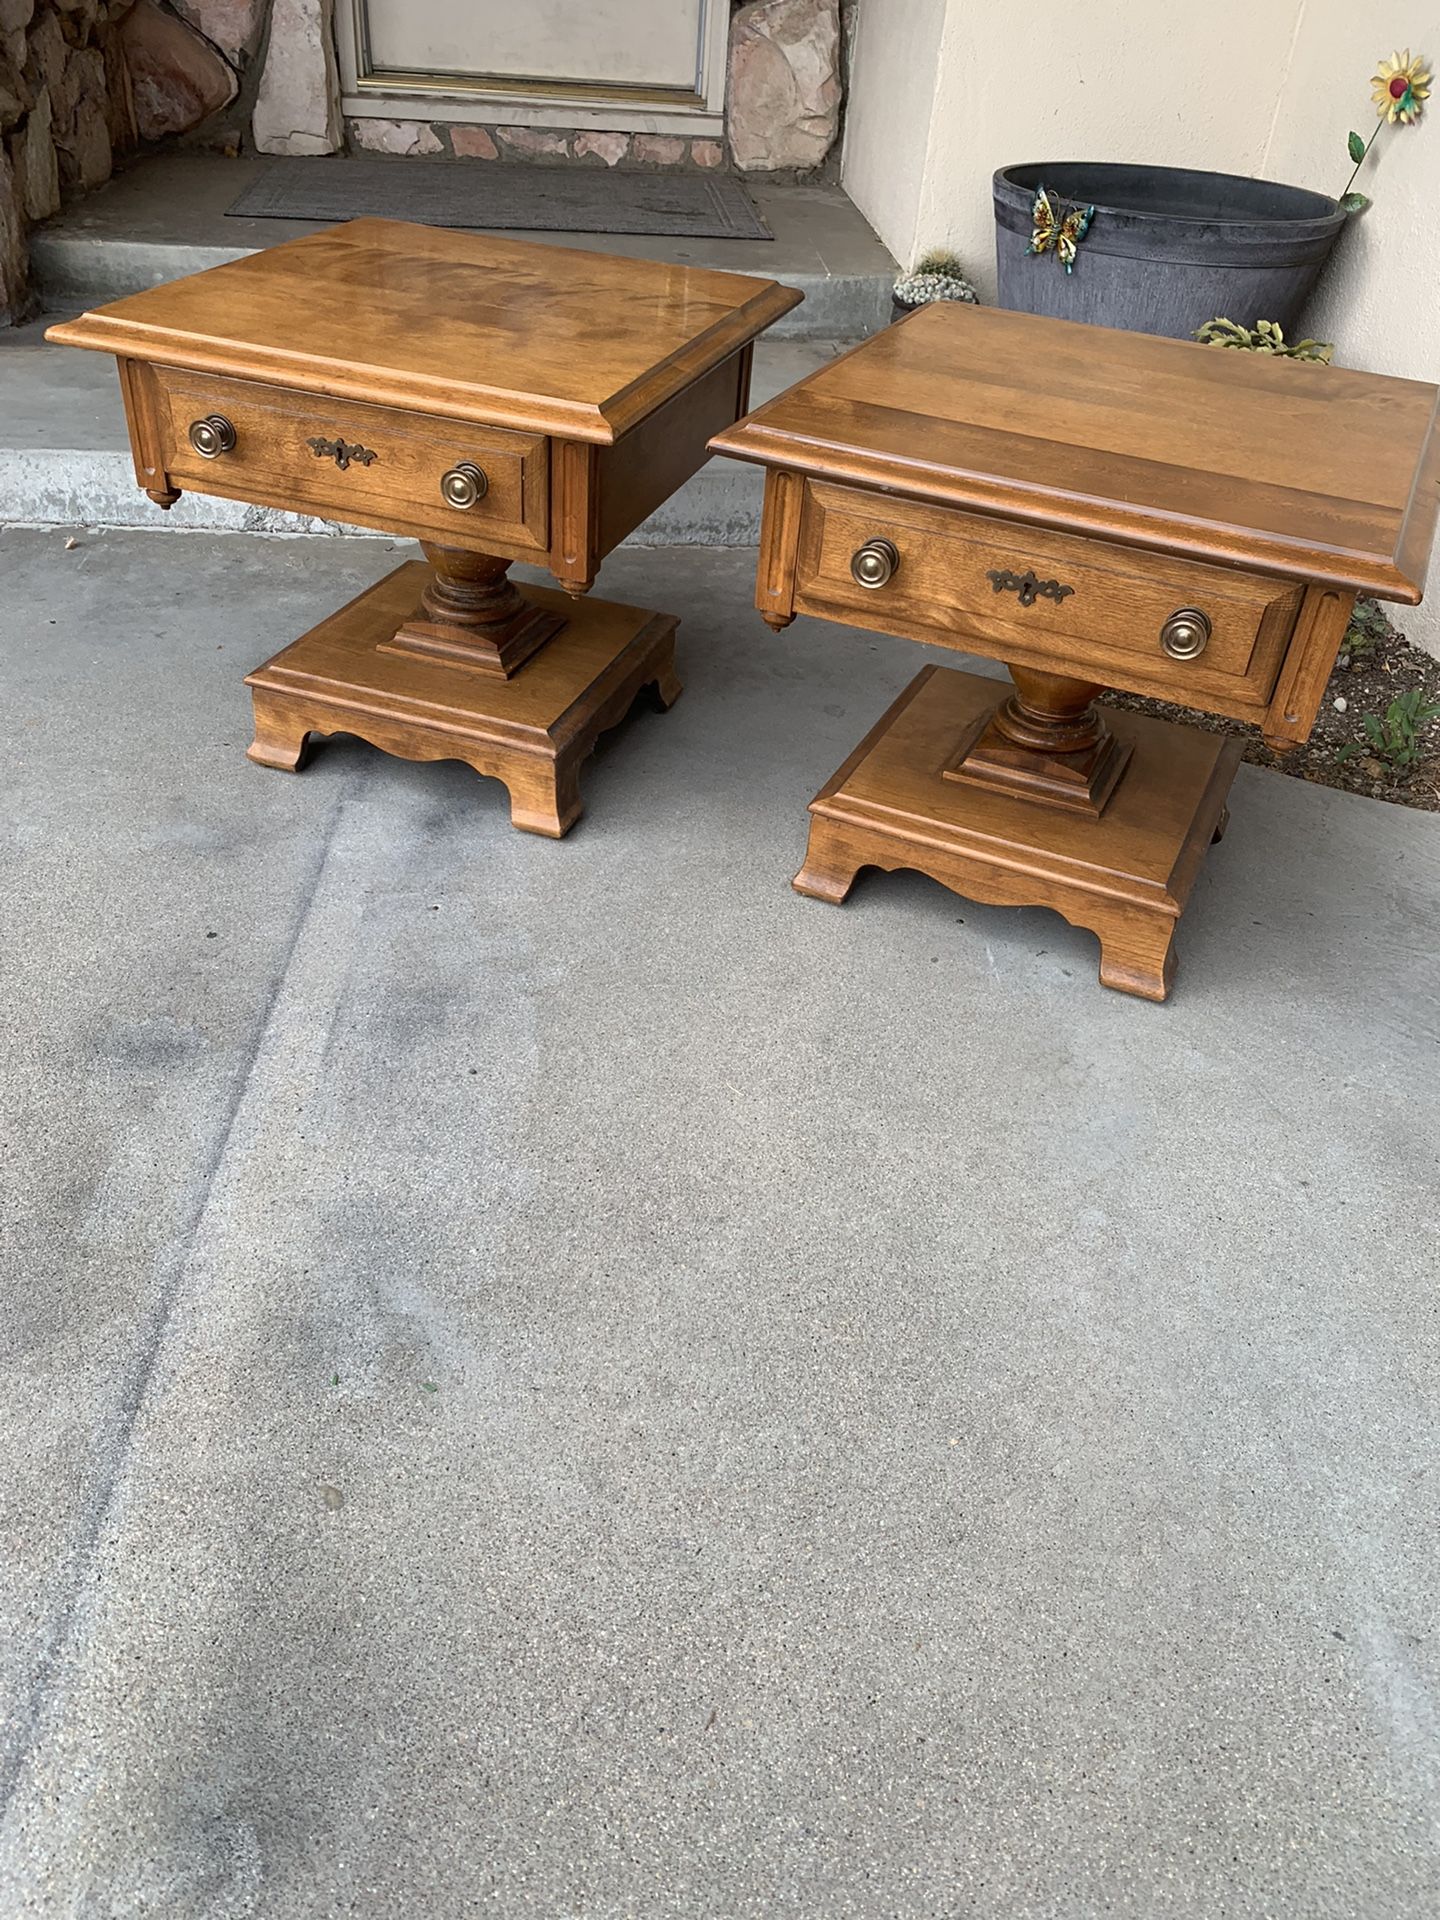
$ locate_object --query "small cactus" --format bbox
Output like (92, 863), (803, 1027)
(894, 250), (979, 310)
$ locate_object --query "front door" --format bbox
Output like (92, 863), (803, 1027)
(338, 0), (729, 133)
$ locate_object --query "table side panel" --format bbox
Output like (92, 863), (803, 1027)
(597, 347), (751, 558)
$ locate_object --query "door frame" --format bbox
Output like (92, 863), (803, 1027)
(335, 0), (730, 136)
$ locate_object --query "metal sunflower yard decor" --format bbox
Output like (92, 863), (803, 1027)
(1026, 183), (1094, 273)
(1340, 48), (1431, 211)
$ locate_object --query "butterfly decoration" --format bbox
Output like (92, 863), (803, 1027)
(1027, 184), (1095, 273)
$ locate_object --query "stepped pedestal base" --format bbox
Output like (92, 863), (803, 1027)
(793, 666), (1242, 1001)
(245, 559), (681, 838)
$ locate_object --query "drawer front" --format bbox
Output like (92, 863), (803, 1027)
(153, 369), (549, 553)
(794, 481), (1303, 711)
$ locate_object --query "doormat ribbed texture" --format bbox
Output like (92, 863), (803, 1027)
(227, 158), (772, 241)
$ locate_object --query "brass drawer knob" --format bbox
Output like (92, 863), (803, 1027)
(440, 461), (489, 510)
(850, 537), (899, 589)
(188, 414), (236, 459)
(1160, 607), (1212, 660)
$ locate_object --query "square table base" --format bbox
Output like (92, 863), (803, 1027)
(793, 666), (1244, 1001)
(244, 561), (680, 838)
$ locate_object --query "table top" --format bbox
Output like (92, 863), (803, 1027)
(711, 303), (1440, 602)
(46, 218), (802, 445)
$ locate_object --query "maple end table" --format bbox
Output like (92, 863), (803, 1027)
(711, 303), (1439, 998)
(48, 219), (800, 836)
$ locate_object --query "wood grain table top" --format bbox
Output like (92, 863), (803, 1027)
(712, 303), (1440, 602)
(46, 218), (802, 445)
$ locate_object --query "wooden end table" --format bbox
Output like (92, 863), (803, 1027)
(712, 304), (1439, 998)
(48, 219), (799, 837)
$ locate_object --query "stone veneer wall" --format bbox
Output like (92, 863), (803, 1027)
(2, 0), (259, 322)
(3, 0), (131, 322)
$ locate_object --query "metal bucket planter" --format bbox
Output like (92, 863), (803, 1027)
(993, 162), (1347, 340)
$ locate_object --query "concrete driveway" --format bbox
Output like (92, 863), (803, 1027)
(2, 530), (1437, 1917)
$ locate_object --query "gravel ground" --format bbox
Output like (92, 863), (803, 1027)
(1104, 600), (1440, 813)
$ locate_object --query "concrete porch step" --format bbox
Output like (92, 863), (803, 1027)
(30, 153), (896, 341)
(0, 323), (847, 545)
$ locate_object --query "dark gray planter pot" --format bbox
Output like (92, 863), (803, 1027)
(993, 162), (1347, 340)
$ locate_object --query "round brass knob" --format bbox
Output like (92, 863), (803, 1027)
(440, 462), (489, 510)
(1159, 607), (1212, 660)
(850, 537), (899, 590)
(188, 414), (236, 459)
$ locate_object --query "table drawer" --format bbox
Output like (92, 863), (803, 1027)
(794, 481), (1303, 711)
(152, 368), (549, 553)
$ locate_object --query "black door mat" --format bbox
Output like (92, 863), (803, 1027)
(227, 158), (772, 241)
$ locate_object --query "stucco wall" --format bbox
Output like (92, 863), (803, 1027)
(841, 0), (945, 267)
(842, 0), (1440, 652)
(1266, 8), (1438, 391)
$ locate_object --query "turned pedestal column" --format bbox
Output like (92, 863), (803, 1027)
(945, 664), (1133, 815)
(381, 543), (567, 678)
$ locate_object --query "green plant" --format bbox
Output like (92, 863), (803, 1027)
(1193, 317), (1334, 361)
(912, 250), (966, 278)
(1340, 597), (1393, 661)
(1337, 689), (1440, 774)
